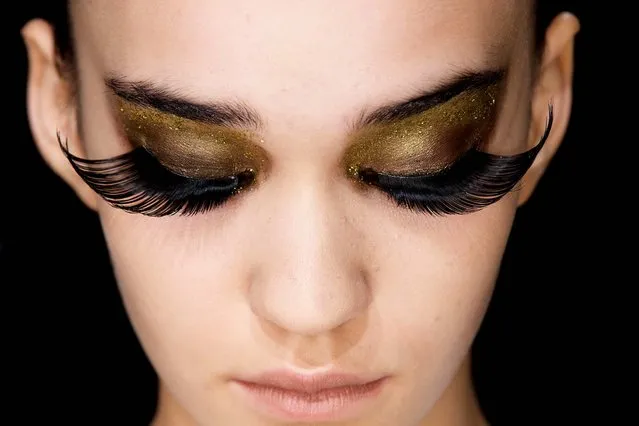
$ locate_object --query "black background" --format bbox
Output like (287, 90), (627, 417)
(4, 2), (605, 425)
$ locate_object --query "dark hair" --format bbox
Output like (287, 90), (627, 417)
(45, 1), (571, 70)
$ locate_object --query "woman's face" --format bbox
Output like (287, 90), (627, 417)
(43, 0), (551, 424)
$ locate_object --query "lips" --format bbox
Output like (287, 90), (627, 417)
(231, 370), (388, 421)
(238, 370), (382, 392)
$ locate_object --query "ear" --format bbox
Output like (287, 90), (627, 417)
(22, 19), (98, 211)
(517, 12), (580, 206)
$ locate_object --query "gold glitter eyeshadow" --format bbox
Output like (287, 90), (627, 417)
(115, 98), (269, 179)
(343, 84), (499, 178)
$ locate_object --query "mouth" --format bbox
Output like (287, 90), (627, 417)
(230, 370), (389, 422)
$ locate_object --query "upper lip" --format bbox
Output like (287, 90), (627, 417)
(233, 370), (385, 393)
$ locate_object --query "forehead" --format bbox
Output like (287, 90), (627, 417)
(72, 0), (529, 125)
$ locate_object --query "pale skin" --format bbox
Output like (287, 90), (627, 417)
(23, 1), (579, 425)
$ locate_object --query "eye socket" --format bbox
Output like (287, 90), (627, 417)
(351, 104), (554, 216)
(59, 105), (551, 218)
(59, 134), (256, 217)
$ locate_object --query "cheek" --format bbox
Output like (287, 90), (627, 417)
(97, 206), (252, 381)
(366, 197), (516, 387)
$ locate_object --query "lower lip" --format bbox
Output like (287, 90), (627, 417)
(231, 377), (387, 422)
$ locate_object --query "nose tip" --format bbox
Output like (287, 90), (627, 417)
(249, 267), (370, 336)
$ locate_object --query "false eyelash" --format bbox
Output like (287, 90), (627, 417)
(59, 105), (551, 218)
(58, 133), (255, 217)
(356, 104), (554, 215)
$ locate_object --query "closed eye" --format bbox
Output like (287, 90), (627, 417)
(353, 104), (553, 216)
(59, 133), (256, 217)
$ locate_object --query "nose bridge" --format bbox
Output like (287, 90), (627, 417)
(248, 175), (369, 336)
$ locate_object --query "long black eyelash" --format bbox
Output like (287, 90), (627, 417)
(58, 134), (255, 217)
(59, 105), (551, 218)
(356, 104), (554, 215)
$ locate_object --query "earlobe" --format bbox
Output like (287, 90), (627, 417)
(22, 19), (98, 211)
(517, 12), (580, 206)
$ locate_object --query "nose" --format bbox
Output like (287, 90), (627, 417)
(248, 176), (370, 336)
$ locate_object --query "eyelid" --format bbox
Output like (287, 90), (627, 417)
(343, 84), (500, 177)
(114, 98), (270, 180)
(58, 131), (258, 217)
(353, 103), (554, 216)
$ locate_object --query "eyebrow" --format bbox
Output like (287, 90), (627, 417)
(355, 69), (506, 127)
(106, 68), (505, 131)
(105, 76), (263, 129)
